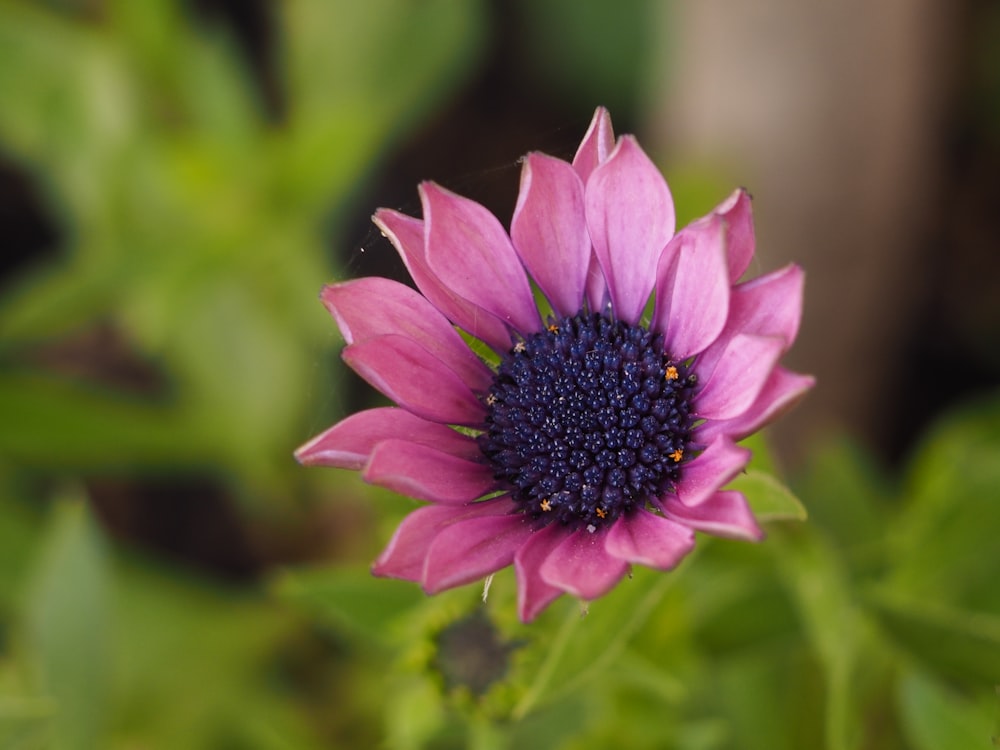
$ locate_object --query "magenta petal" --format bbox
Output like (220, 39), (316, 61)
(694, 334), (785, 421)
(363, 439), (496, 504)
(572, 106), (615, 182)
(421, 182), (541, 335)
(295, 407), (480, 469)
(373, 208), (511, 352)
(322, 279), (493, 393)
(342, 335), (485, 426)
(676, 436), (751, 507)
(661, 490), (764, 541)
(604, 510), (695, 570)
(372, 497), (514, 581)
(697, 367), (816, 443)
(585, 136), (675, 325)
(422, 513), (534, 593)
(726, 264), (804, 350)
(539, 527), (630, 601)
(514, 522), (569, 621)
(511, 153), (590, 316)
(372, 504), (461, 582)
(717, 188), (755, 282)
(652, 214), (730, 359)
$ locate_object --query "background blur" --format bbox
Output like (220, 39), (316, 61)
(1, 1), (999, 748)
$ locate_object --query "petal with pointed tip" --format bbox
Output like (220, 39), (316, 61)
(295, 407), (480, 469)
(604, 510), (695, 569)
(363, 440), (496, 504)
(540, 527), (630, 600)
(585, 136), (675, 324)
(423, 513), (534, 593)
(373, 208), (511, 351)
(697, 367), (815, 443)
(653, 213), (730, 359)
(572, 106), (615, 182)
(725, 264), (804, 350)
(342, 335), (485, 426)
(511, 153), (590, 316)
(322, 278), (493, 392)
(372, 497), (515, 581)
(676, 436), (751, 507)
(694, 334), (785, 421)
(421, 182), (540, 334)
(717, 188), (755, 282)
(514, 522), (569, 622)
(660, 490), (764, 541)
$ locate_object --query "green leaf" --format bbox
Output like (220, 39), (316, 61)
(0, 371), (202, 470)
(272, 565), (424, 644)
(0, 669), (55, 750)
(108, 555), (331, 749)
(771, 529), (866, 750)
(897, 670), (995, 750)
(23, 494), (112, 750)
(383, 677), (447, 750)
(731, 470), (807, 522)
(280, 0), (488, 211)
(792, 436), (889, 551)
(509, 564), (685, 720)
(888, 390), (1000, 614)
(866, 591), (1000, 684)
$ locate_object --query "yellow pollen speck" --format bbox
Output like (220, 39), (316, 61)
(513, 341), (526, 353)
(540, 499), (552, 512)
(595, 507), (607, 519)
(665, 366), (679, 380)
(670, 449), (684, 462)
(486, 393), (497, 406)
(547, 323), (559, 333)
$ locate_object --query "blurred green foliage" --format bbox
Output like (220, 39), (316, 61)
(277, 394), (1000, 750)
(0, 0), (486, 495)
(0, 1), (998, 749)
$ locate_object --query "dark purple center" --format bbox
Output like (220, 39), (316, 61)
(480, 312), (696, 530)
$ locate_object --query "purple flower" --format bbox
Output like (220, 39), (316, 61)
(297, 108), (813, 622)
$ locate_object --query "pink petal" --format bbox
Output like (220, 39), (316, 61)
(539, 526), (630, 601)
(422, 513), (534, 593)
(342, 335), (485, 426)
(571, 108), (615, 313)
(696, 367), (816, 443)
(372, 497), (515, 581)
(585, 136), (675, 325)
(693, 334), (785, 421)
(726, 264), (804, 350)
(584, 253), (608, 313)
(294, 407), (480, 469)
(514, 522), (569, 622)
(675, 435), (751, 507)
(511, 153), (590, 316)
(572, 106), (615, 182)
(363, 439), (497, 504)
(717, 188), (755, 282)
(322, 278), (493, 393)
(373, 208), (512, 352)
(421, 182), (541, 335)
(660, 490), (764, 541)
(652, 213), (731, 360)
(604, 510), (695, 569)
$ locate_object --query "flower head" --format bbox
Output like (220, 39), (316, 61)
(297, 108), (813, 622)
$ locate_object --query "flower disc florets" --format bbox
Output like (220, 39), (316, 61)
(481, 312), (696, 530)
